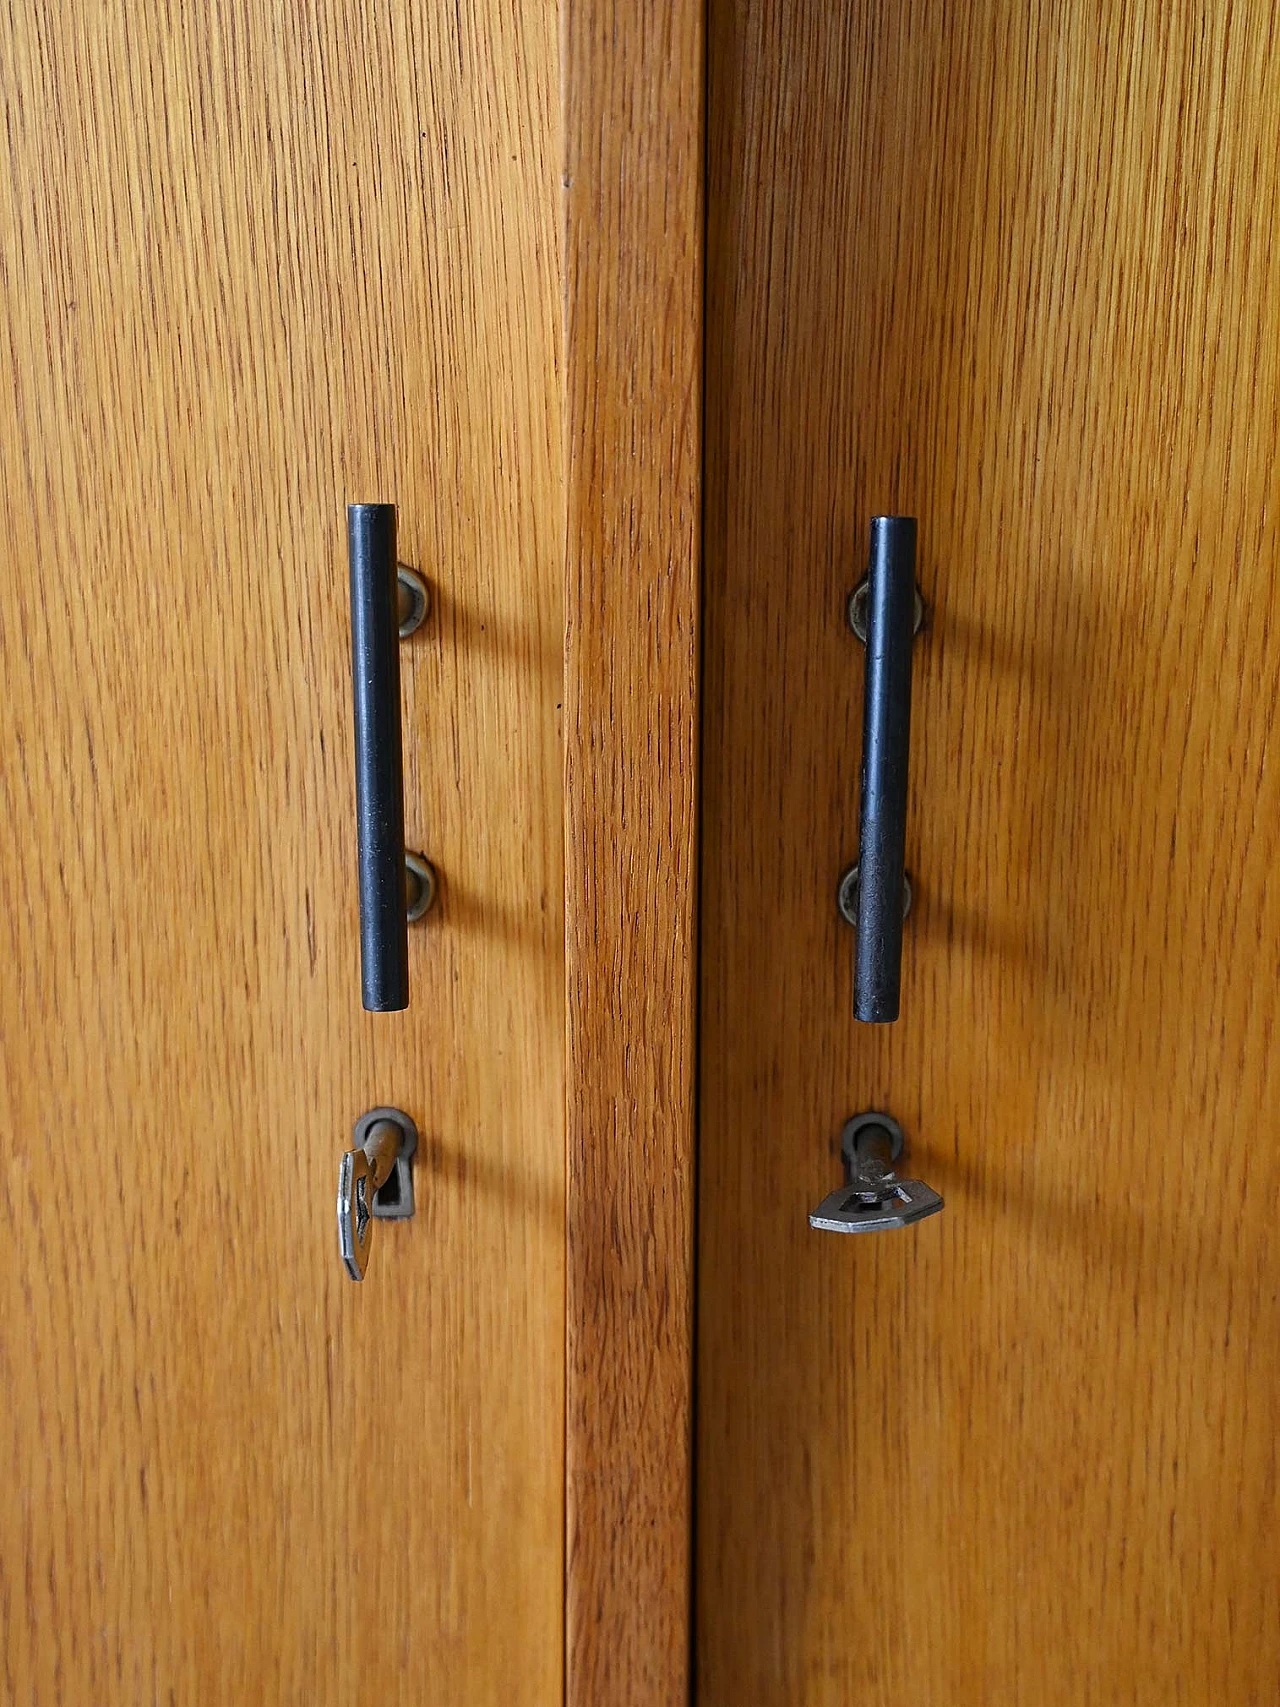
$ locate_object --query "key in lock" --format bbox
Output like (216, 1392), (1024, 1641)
(337, 1106), (418, 1280)
(809, 1111), (943, 1233)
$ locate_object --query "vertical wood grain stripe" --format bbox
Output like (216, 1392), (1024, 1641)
(562, 3), (703, 1702)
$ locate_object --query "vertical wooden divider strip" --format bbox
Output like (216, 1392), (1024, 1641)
(562, 3), (704, 1702)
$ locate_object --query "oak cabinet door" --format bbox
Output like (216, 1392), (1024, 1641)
(698, 4), (1280, 1702)
(0, 4), (565, 1700)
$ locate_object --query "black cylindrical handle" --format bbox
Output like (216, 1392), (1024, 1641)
(348, 503), (409, 1012)
(854, 516), (916, 1022)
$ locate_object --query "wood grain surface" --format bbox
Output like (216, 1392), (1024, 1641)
(562, 3), (703, 1702)
(697, 3), (1280, 1703)
(0, 3), (566, 1701)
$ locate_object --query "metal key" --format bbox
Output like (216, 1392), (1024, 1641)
(337, 1106), (418, 1280)
(809, 1110), (943, 1233)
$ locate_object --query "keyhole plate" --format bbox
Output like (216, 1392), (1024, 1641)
(352, 1105), (420, 1219)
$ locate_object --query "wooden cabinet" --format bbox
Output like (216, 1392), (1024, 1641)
(696, 3), (1280, 1702)
(4, 3), (1277, 1704)
(1, 3), (701, 1703)
(0, 3), (569, 1699)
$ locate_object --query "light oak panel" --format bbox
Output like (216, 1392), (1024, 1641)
(0, 2), (565, 1700)
(562, 3), (703, 1702)
(698, 2), (1280, 1703)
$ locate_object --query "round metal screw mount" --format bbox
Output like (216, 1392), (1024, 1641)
(837, 861), (912, 929)
(847, 577), (925, 644)
(405, 851), (437, 922)
(396, 565), (430, 637)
